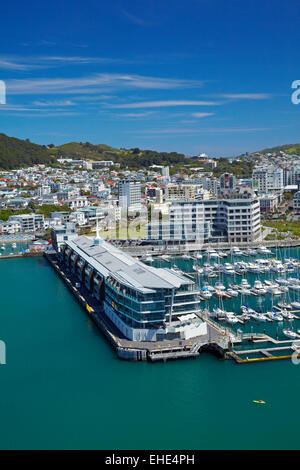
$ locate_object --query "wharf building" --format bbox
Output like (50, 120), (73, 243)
(60, 234), (207, 342)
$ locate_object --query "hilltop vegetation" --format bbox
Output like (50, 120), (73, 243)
(211, 157), (255, 178)
(52, 142), (187, 168)
(0, 134), (55, 170)
(259, 143), (300, 156)
(2, 132), (300, 172)
(0, 134), (187, 170)
(50, 141), (121, 161)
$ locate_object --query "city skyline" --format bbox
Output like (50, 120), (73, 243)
(0, 0), (299, 156)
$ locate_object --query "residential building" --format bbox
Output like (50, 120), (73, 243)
(118, 179), (141, 211)
(8, 213), (44, 232)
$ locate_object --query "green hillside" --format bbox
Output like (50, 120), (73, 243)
(259, 143), (300, 156)
(52, 142), (187, 168)
(0, 134), (56, 170)
(51, 141), (121, 160)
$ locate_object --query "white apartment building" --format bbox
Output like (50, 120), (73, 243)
(252, 167), (284, 191)
(0, 220), (22, 234)
(161, 166), (170, 181)
(9, 213), (44, 232)
(147, 201), (210, 242)
(198, 177), (219, 196)
(118, 179), (141, 211)
(65, 197), (89, 210)
(293, 191), (300, 210)
(165, 184), (195, 201)
(147, 192), (261, 244)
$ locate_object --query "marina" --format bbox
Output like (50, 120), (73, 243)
(42, 235), (300, 363)
(143, 244), (300, 363)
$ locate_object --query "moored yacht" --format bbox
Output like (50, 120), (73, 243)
(283, 329), (297, 339)
(257, 246), (273, 255)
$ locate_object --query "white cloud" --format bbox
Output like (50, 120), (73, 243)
(127, 127), (271, 135)
(191, 112), (215, 118)
(6, 74), (204, 95)
(33, 100), (75, 106)
(111, 100), (221, 109)
(221, 93), (271, 100)
(121, 9), (152, 27)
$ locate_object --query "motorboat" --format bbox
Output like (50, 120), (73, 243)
(257, 246), (273, 255)
(251, 287), (267, 295)
(254, 280), (265, 289)
(291, 301), (300, 309)
(279, 286), (289, 293)
(201, 289), (212, 299)
(202, 283), (215, 292)
(281, 310), (295, 320)
(222, 264), (235, 275)
(205, 249), (219, 259)
(288, 283), (300, 292)
(213, 307), (226, 318)
(240, 279), (251, 289)
(252, 313), (268, 322)
(215, 281), (226, 291)
(227, 288), (238, 297)
(283, 329), (297, 339)
(277, 301), (292, 310)
(277, 278), (290, 286)
(224, 312), (239, 324)
(266, 286), (282, 296)
(267, 311), (283, 321)
(247, 263), (262, 274)
(241, 306), (256, 315)
(239, 288), (251, 296)
(231, 247), (243, 257)
(244, 248), (257, 256)
(215, 289), (229, 299)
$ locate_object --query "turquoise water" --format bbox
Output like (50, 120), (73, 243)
(0, 257), (299, 450)
(0, 241), (30, 256)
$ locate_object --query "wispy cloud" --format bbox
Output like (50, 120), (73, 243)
(33, 99), (75, 107)
(114, 111), (155, 118)
(220, 93), (271, 100)
(0, 58), (38, 70)
(23, 111), (82, 117)
(6, 74), (204, 95)
(111, 100), (221, 109)
(191, 112), (215, 118)
(0, 54), (144, 71)
(121, 9), (152, 27)
(128, 127), (272, 135)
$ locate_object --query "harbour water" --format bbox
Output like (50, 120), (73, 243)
(0, 256), (299, 450)
(0, 240), (31, 256)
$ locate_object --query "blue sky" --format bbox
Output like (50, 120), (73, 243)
(0, 0), (299, 156)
